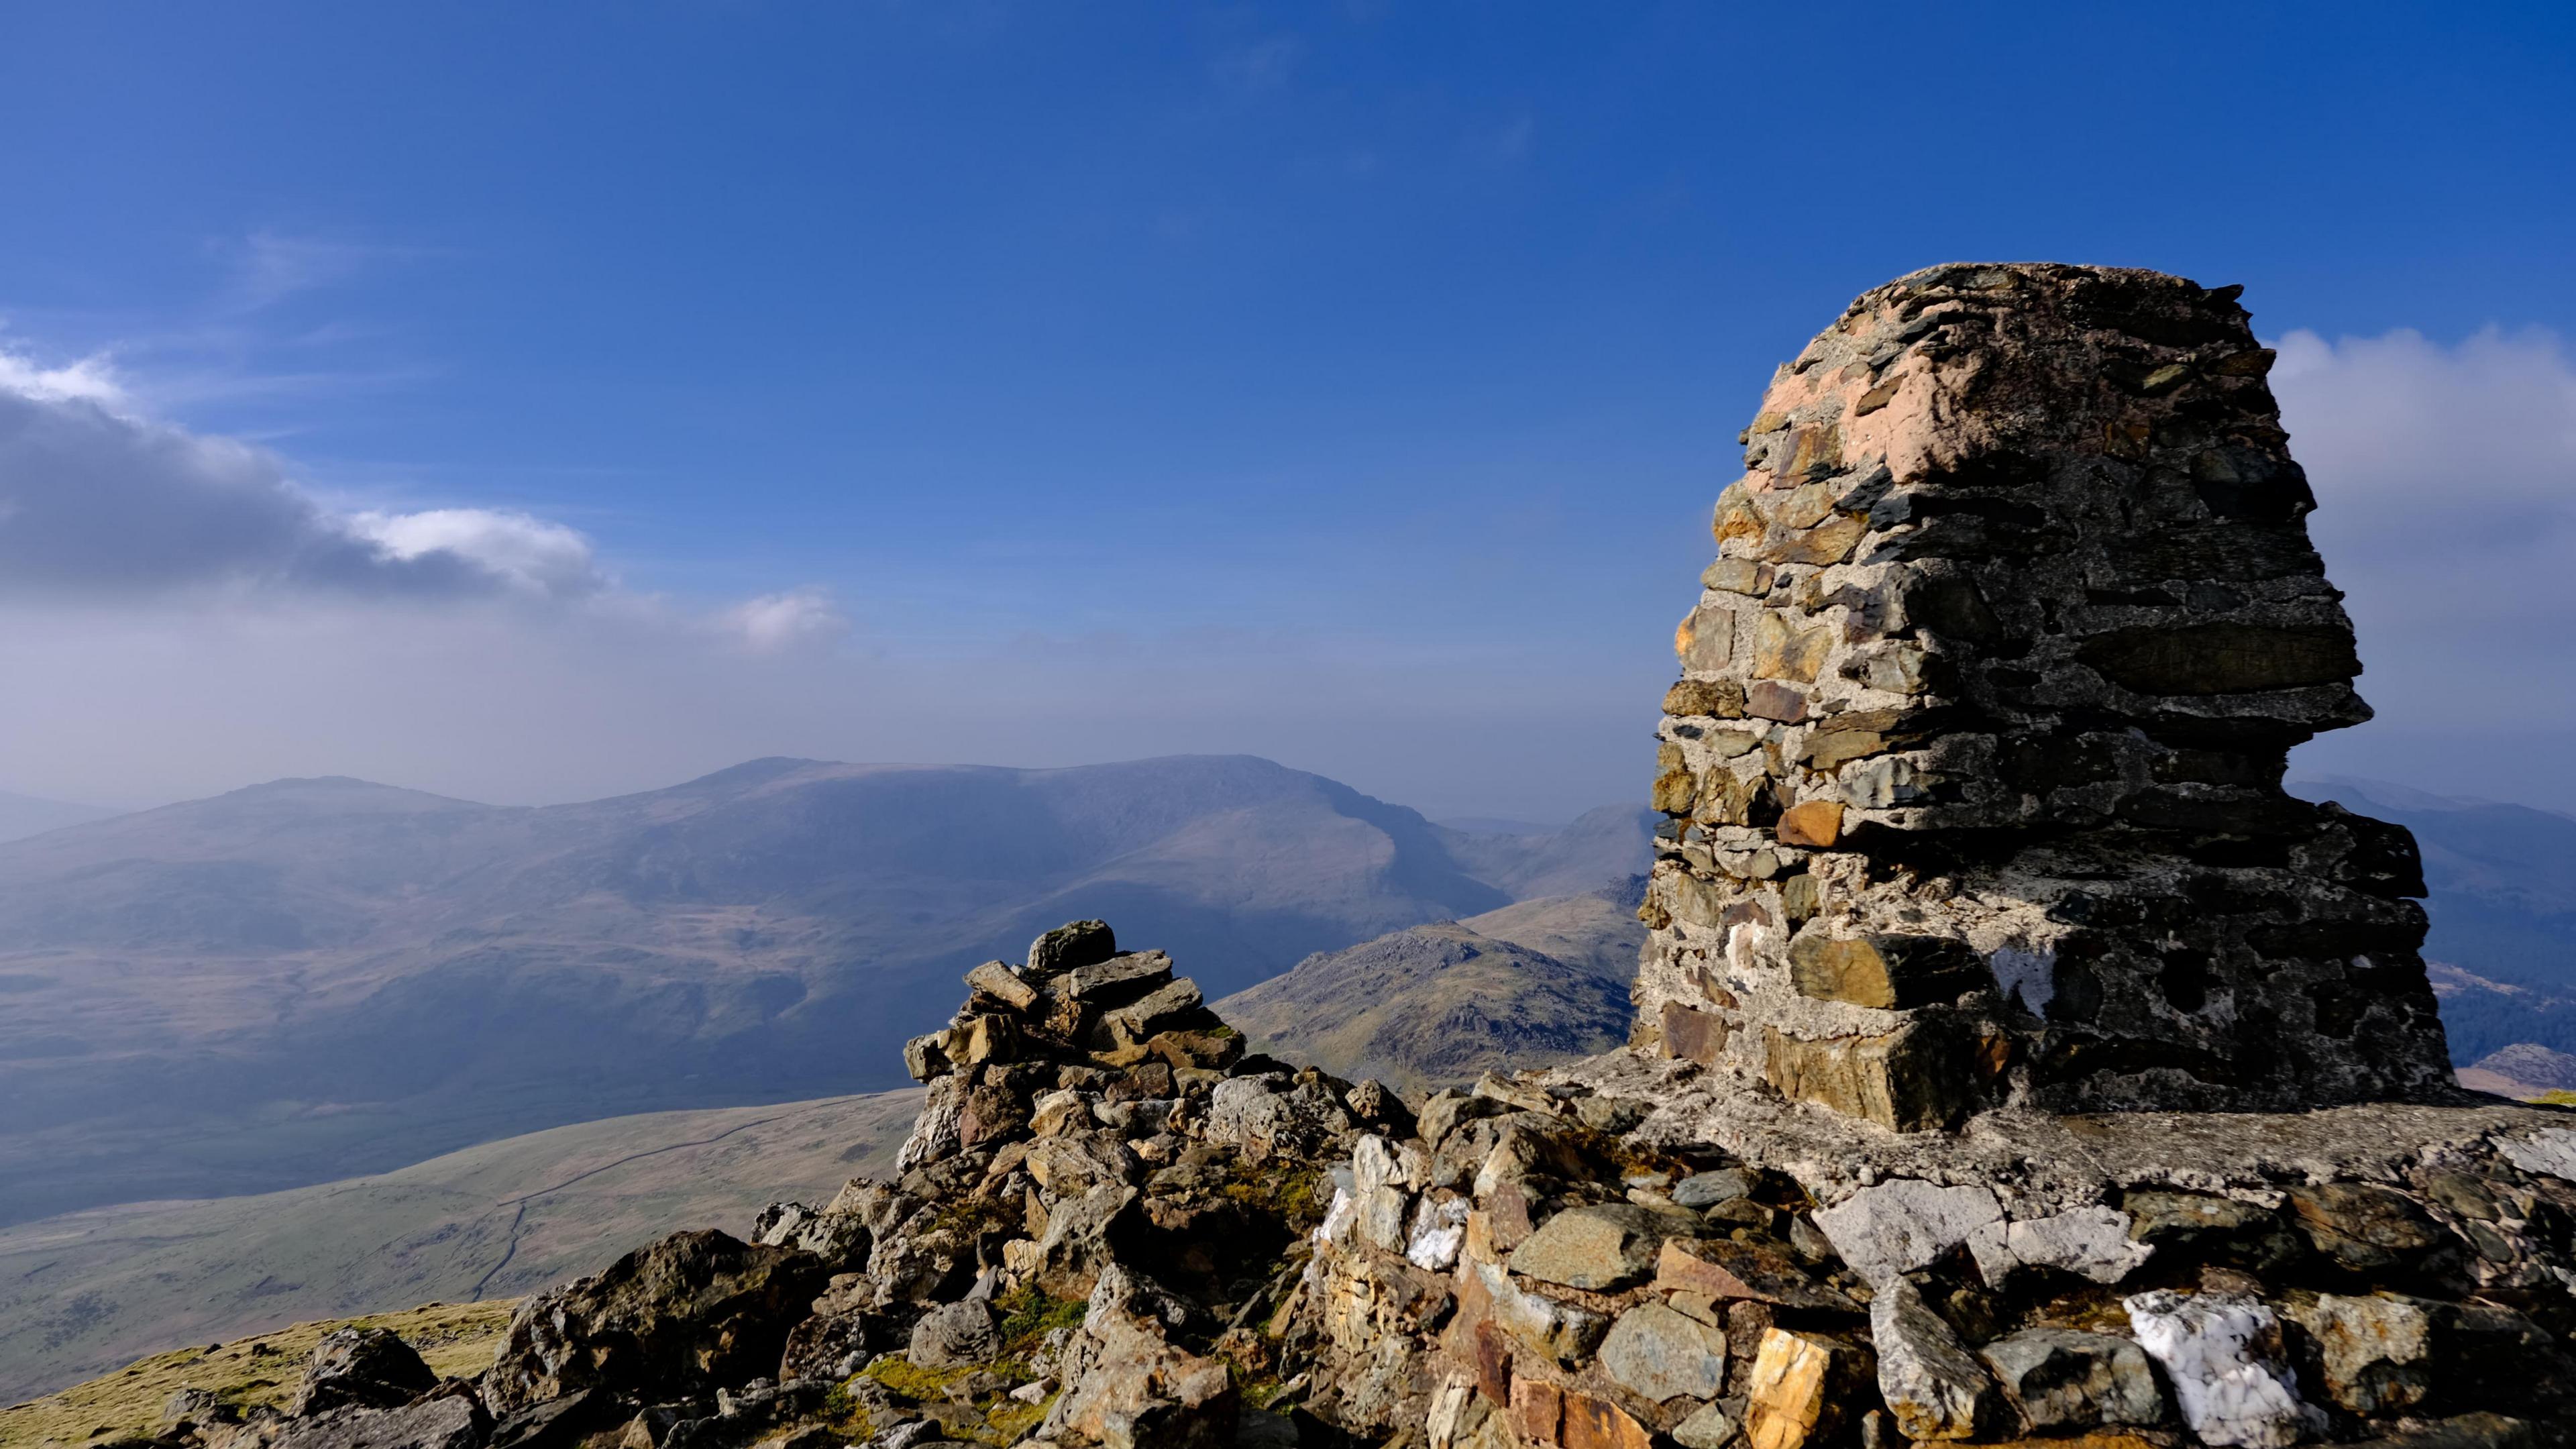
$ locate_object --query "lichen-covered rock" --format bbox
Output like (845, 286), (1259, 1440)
(2282, 1291), (2432, 1415)
(1597, 1301), (1727, 1403)
(746, 1199), (871, 1269)
(904, 1301), (1000, 1370)
(1505, 1203), (1672, 1291)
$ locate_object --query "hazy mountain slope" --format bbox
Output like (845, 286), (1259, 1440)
(1215, 882), (1646, 1092)
(0, 790), (117, 845)
(0, 755), (1518, 1224)
(0, 1089), (920, 1404)
(1433, 804), (1654, 901)
(2291, 777), (2576, 1062)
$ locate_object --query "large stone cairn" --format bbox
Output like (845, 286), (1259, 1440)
(1634, 261), (2454, 1128)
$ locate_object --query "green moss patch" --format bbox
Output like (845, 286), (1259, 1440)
(993, 1287), (1085, 1350)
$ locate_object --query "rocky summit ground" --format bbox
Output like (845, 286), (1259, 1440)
(48, 916), (2576, 1449)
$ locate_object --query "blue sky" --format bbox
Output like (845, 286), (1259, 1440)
(1, 3), (2573, 820)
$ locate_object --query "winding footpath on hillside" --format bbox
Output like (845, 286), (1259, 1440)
(466, 1104), (858, 1303)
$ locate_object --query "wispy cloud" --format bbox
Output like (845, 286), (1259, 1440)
(1212, 34), (1303, 95)
(215, 230), (433, 315)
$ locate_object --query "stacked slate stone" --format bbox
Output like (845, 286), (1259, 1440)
(1635, 261), (2453, 1126)
(1288, 1063), (2576, 1449)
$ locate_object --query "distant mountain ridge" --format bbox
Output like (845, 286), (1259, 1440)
(0, 788), (119, 845)
(0, 755), (1650, 1225)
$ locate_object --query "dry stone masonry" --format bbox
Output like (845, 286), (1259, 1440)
(1635, 262), (2453, 1126)
(129, 268), (2576, 1449)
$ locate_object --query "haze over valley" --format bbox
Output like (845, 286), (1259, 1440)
(0, 755), (1651, 1226)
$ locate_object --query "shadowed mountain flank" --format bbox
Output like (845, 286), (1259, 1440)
(1432, 804), (1655, 900)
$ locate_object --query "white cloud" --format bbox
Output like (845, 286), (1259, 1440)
(2278, 324), (2576, 804)
(349, 508), (608, 600)
(0, 345), (127, 409)
(722, 588), (849, 653)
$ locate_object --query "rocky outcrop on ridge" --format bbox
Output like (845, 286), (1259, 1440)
(117, 265), (2576, 1449)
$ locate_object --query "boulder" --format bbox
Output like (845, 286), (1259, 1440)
(1464, 1260), (1606, 1368)
(907, 1300), (1003, 1370)
(964, 959), (1040, 1011)
(481, 1229), (831, 1413)
(1028, 920), (1117, 975)
(747, 1200), (870, 1268)
(1093, 977), (1205, 1048)
(1968, 1206), (2154, 1287)
(1057, 951), (1170, 1004)
(1672, 1169), (1756, 1209)
(2121, 1191), (2304, 1271)
(291, 1328), (439, 1417)
(1201, 1075), (1351, 1159)
(1669, 1403), (1736, 1449)
(272, 1394), (488, 1449)
(1653, 1238), (1857, 1312)
(1743, 1328), (1868, 1449)
(2286, 1183), (2450, 1276)
(1039, 1269), (1236, 1448)
(486, 1390), (604, 1449)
